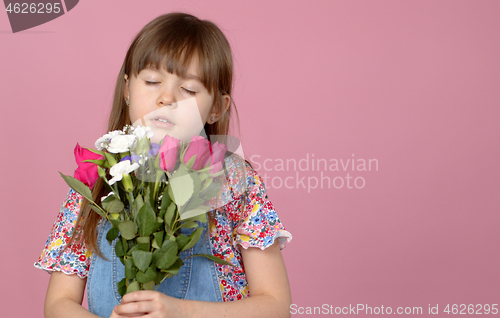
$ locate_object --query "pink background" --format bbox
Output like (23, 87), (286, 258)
(1, 1), (499, 316)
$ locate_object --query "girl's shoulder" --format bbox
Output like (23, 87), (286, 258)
(222, 153), (264, 199)
(218, 154), (292, 245)
(34, 188), (92, 278)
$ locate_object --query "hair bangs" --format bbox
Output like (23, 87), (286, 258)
(126, 26), (218, 94)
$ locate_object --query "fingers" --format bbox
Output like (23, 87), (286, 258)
(114, 290), (175, 317)
(113, 301), (153, 316)
(110, 309), (142, 317)
(121, 290), (158, 304)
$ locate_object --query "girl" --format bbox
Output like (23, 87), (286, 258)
(35, 12), (292, 318)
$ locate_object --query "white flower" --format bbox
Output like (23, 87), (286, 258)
(107, 134), (137, 153)
(133, 125), (154, 140)
(95, 130), (125, 150)
(101, 191), (115, 201)
(109, 161), (140, 185)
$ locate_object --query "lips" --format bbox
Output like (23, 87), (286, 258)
(152, 115), (175, 126)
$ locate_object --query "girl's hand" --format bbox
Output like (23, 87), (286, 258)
(112, 290), (184, 318)
(109, 310), (141, 318)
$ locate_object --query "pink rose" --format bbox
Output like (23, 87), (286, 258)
(209, 142), (227, 174)
(74, 143), (103, 189)
(158, 135), (180, 172)
(183, 136), (211, 170)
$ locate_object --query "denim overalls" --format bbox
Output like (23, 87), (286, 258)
(87, 220), (223, 317)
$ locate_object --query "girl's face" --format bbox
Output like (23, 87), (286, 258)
(124, 57), (215, 143)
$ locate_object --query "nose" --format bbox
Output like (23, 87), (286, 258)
(157, 81), (177, 107)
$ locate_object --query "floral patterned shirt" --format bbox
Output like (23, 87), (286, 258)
(35, 157), (292, 302)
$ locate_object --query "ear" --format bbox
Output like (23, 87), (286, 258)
(209, 94), (231, 124)
(123, 74), (130, 101)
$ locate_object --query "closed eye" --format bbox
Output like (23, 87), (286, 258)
(145, 81), (160, 85)
(182, 88), (196, 95)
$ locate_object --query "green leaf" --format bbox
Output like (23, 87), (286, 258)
(117, 221), (137, 240)
(169, 165), (194, 207)
(167, 182), (176, 204)
(110, 219), (122, 228)
(182, 196), (206, 214)
(102, 197), (125, 214)
(180, 212), (207, 224)
(97, 166), (107, 178)
(135, 136), (150, 155)
(185, 154), (197, 169)
(180, 207), (209, 221)
(59, 173), (94, 204)
(81, 159), (106, 166)
(115, 239), (125, 258)
(104, 152), (118, 166)
(137, 202), (160, 237)
(153, 232), (164, 249)
(86, 147), (105, 156)
(175, 234), (190, 251)
(180, 221), (198, 228)
(163, 258), (184, 276)
(136, 266), (156, 284)
(106, 227), (119, 244)
(102, 194), (115, 203)
(124, 257), (137, 279)
(132, 250), (153, 272)
(89, 204), (108, 219)
(142, 280), (156, 290)
(200, 176), (213, 192)
(136, 236), (150, 251)
(155, 271), (168, 284)
(126, 281), (140, 294)
(164, 202), (176, 228)
(159, 187), (171, 219)
(121, 237), (129, 254)
(136, 236), (150, 244)
(134, 193), (145, 216)
(190, 170), (203, 198)
(153, 240), (178, 270)
(199, 180), (224, 201)
(180, 227), (203, 252)
(199, 171), (209, 182)
(125, 245), (138, 257)
(117, 278), (126, 297)
(190, 253), (234, 266)
(145, 186), (152, 208)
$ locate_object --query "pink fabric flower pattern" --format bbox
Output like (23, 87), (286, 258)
(34, 156), (292, 302)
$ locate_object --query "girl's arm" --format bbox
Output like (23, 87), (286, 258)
(44, 272), (100, 318)
(113, 240), (292, 318)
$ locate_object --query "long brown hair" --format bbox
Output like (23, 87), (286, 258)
(73, 12), (240, 255)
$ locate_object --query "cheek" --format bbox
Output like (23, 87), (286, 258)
(177, 98), (205, 124)
(128, 95), (152, 122)
(197, 97), (214, 120)
(128, 106), (141, 124)
(171, 98), (207, 141)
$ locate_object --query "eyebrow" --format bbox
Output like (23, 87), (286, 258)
(184, 73), (201, 82)
(143, 66), (201, 82)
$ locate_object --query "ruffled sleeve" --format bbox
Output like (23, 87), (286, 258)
(232, 162), (292, 250)
(34, 188), (93, 278)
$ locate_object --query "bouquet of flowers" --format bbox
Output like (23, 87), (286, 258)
(61, 125), (231, 295)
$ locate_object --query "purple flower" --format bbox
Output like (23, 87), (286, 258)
(120, 156), (132, 162)
(131, 154), (141, 163)
(149, 143), (161, 157)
